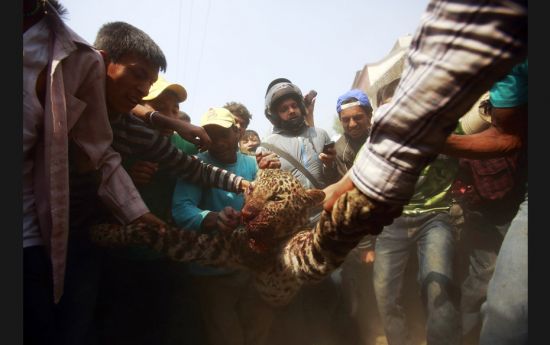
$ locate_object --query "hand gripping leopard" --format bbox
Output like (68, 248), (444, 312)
(91, 169), (382, 307)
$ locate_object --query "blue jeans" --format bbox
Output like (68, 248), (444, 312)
(373, 211), (461, 345)
(479, 197), (528, 345)
(460, 210), (510, 337)
(340, 242), (385, 345)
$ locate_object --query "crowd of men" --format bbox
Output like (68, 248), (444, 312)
(23, 0), (527, 344)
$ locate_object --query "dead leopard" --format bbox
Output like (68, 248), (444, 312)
(91, 169), (378, 307)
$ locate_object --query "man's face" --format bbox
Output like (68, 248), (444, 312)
(145, 90), (180, 136)
(105, 53), (159, 114)
(233, 115), (248, 139)
(274, 97), (302, 121)
(340, 105), (372, 140)
(203, 125), (239, 163)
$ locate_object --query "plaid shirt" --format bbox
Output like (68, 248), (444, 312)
(452, 151), (525, 204)
(350, 0), (527, 205)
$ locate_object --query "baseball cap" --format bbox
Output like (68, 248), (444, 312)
(200, 107), (236, 128)
(142, 74), (187, 102)
(336, 89), (371, 113)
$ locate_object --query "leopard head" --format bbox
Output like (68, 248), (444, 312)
(241, 169), (325, 253)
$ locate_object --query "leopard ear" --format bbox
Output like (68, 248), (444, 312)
(305, 189), (325, 206)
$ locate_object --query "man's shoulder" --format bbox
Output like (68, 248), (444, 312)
(262, 133), (280, 142)
(312, 126), (329, 135)
(261, 133), (293, 146)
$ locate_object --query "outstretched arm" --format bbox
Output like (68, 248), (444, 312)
(132, 103), (212, 151)
(442, 105), (527, 159)
(348, 0), (526, 207)
(111, 114), (248, 193)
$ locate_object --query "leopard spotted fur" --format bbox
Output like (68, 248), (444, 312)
(91, 169), (378, 307)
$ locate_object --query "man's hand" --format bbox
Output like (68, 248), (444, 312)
(174, 121), (212, 152)
(304, 90), (317, 127)
(128, 160), (159, 186)
(202, 207), (242, 235)
(323, 171), (403, 235)
(319, 146), (336, 167)
(216, 207), (242, 235)
(323, 171), (355, 212)
(132, 104), (212, 151)
(256, 152), (281, 169)
(132, 212), (165, 226)
(240, 179), (252, 194)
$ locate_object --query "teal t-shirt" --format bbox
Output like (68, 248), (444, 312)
(490, 60), (528, 108)
(172, 152), (258, 275)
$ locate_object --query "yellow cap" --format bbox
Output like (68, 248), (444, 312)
(200, 107), (236, 128)
(142, 74), (187, 102)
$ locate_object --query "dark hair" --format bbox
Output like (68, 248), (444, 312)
(224, 102), (252, 127)
(241, 129), (260, 141)
(94, 21), (167, 72)
(178, 110), (191, 123)
(46, 0), (68, 17)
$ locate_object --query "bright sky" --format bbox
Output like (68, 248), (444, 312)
(63, 0), (429, 139)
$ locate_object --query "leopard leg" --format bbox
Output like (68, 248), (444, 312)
(90, 222), (247, 269)
(281, 188), (375, 284)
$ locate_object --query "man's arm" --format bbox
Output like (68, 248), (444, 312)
(132, 103), (212, 151)
(111, 114), (248, 194)
(442, 105), (526, 159)
(323, 0), (526, 236)
(348, 0), (527, 206)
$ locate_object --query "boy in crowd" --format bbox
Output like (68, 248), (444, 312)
(172, 108), (274, 345)
(239, 129), (261, 156)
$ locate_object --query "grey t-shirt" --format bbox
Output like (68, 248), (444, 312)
(258, 126), (334, 189)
